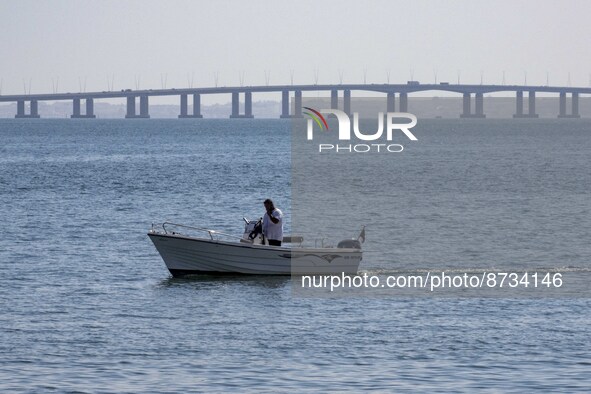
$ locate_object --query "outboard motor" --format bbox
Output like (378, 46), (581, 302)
(337, 239), (362, 249)
(337, 226), (364, 249)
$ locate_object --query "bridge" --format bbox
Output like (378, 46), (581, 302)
(1, 83), (589, 119)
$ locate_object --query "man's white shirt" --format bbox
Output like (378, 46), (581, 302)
(262, 209), (283, 241)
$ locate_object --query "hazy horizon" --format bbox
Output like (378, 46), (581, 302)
(1, 0), (590, 104)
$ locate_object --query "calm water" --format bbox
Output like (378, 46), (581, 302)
(0, 119), (590, 392)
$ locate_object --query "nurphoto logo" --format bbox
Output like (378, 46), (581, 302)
(303, 107), (418, 153)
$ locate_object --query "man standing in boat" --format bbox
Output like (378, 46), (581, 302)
(262, 198), (283, 246)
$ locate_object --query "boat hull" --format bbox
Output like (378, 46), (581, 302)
(148, 233), (362, 276)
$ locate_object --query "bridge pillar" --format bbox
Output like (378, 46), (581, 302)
(331, 89), (338, 110)
(475, 93), (485, 118)
(125, 96), (136, 118)
(15, 100), (40, 118)
(399, 92), (408, 112)
(572, 93), (580, 118)
(180, 94), (188, 117)
(192, 94), (203, 118)
(558, 92), (581, 118)
(71, 98), (96, 118)
(280, 91), (290, 118)
(513, 91), (537, 118)
(294, 90), (302, 118)
(528, 91), (539, 118)
(245, 92), (253, 118)
(460, 93), (484, 118)
(70, 97), (96, 119)
(558, 92), (567, 117)
(85, 98), (96, 118)
(125, 95), (149, 118)
(343, 89), (351, 115)
(72, 98), (81, 117)
(230, 92), (239, 117)
(139, 95), (150, 118)
(513, 91), (524, 117)
(30, 100), (39, 117)
(279, 90), (303, 118)
(229, 92), (254, 118)
(386, 92), (395, 112)
(17, 100), (25, 117)
(178, 94), (203, 118)
(460, 93), (471, 118)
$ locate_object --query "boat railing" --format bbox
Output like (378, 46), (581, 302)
(155, 222), (345, 248)
(315, 237), (329, 248)
(161, 222), (242, 241)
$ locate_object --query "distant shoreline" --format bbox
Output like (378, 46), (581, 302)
(1, 97), (590, 119)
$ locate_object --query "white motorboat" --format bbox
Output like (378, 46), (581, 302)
(148, 219), (364, 276)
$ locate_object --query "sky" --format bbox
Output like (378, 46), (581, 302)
(0, 0), (590, 103)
